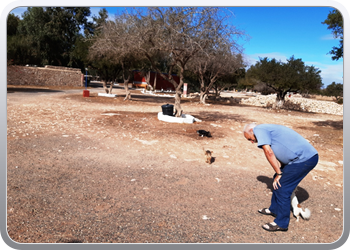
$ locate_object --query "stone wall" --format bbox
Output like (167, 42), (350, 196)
(7, 65), (84, 87)
(239, 94), (343, 116)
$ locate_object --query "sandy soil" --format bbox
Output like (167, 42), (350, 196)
(6, 84), (343, 244)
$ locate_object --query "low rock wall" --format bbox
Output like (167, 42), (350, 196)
(239, 94), (343, 116)
(7, 65), (84, 87)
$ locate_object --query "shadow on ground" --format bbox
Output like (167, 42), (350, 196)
(312, 120), (343, 130)
(7, 87), (63, 93)
(256, 175), (310, 203)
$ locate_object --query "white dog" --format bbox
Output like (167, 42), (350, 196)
(291, 188), (311, 222)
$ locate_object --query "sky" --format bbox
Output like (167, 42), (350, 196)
(9, 6), (344, 87)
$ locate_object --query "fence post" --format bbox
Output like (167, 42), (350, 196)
(183, 83), (188, 97)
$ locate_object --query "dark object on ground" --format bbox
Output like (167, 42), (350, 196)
(161, 104), (174, 116)
(197, 130), (212, 137)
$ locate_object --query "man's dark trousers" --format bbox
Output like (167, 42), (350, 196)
(269, 154), (319, 228)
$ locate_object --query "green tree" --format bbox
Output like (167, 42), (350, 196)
(89, 56), (123, 94)
(7, 13), (20, 36)
(90, 8), (108, 35)
(71, 8), (109, 70)
(322, 9), (343, 60)
(323, 82), (343, 102)
(16, 7), (92, 66)
(7, 13), (29, 65)
(212, 67), (246, 96)
(246, 56), (323, 108)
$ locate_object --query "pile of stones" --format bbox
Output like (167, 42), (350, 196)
(239, 94), (343, 116)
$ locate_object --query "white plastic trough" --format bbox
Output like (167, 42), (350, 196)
(157, 112), (202, 124)
(98, 93), (117, 98)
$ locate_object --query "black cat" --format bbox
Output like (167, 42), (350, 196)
(197, 130), (212, 137)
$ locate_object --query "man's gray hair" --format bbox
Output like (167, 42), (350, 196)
(243, 123), (257, 134)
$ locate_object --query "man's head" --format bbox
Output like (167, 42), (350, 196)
(243, 123), (257, 143)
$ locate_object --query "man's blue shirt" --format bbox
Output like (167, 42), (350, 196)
(253, 124), (318, 165)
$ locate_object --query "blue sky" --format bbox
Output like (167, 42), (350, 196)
(10, 6), (343, 87)
(228, 7), (343, 87)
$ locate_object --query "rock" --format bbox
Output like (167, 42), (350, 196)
(239, 94), (343, 115)
(202, 215), (209, 220)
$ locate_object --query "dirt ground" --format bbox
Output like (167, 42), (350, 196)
(6, 84), (343, 244)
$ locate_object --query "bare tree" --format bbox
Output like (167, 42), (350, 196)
(89, 7), (247, 114)
(88, 19), (139, 100)
(98, 7), (245, 116)
(134, 7), (246, 115)
(190, 51), (245, 104)
(88, 55), (121, 95)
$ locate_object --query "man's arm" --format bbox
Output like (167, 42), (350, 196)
(261, 144), (282, 189)
(261, 145), (282, 174)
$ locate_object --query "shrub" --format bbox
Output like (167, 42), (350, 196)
(337, 98), (343, 104)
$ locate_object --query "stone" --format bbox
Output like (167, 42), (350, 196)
(239, 94), (342, 115)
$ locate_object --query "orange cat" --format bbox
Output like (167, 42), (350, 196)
(204, 149), (213, 164)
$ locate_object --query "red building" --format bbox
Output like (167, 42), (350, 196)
(132, 71), (179, 91)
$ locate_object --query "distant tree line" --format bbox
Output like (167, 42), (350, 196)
(7, 7), (343, 111)
(237, 7), (344, 106)
(7, 7), (248, 114)
(7, 7), (96, 69)
(238, 55), (342, 105)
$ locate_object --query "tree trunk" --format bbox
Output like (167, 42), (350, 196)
(198, 76), (207, 104)
(122, 64), (132, 100)
(173, 66), (186, 117)
(174, 88), (183, 117)
(102, 80), (109, 94)
(199, 92), (207, 104)
(108, 81), (113, 94)
(214, 85), (219, 98)
(145, 71), (153, 91)
(216, 83), (228, 98)
(102, 81), (114, 94)
(123, 80), (131, 101)
(199, 76), (218, 104)
(153, 72), (157, 91)
(274, 92), (286, 109)
(145, 57), (183, 114)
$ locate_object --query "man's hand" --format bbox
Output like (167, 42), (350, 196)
(273, 174), (282, 190)
(261, 145), (283, 190)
